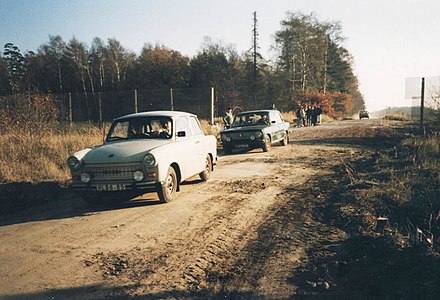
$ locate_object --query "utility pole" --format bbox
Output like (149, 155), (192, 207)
(170, 88), (174, 111)
(420, 77), (425, 132)
(134, 89), (138, 113)
(253, 11), (258, 109)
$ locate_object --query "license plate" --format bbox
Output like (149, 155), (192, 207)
(235, 144), (249, 148)
(96, 184), (126, 191)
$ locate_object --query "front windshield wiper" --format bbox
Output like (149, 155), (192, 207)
(106, 136), (126, 141)
(232, 123), (256, 127)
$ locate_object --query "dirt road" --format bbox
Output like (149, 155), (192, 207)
(0, 118), (407, 299)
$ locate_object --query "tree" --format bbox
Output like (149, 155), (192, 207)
(38, 35), (67, 93)
(3, 43), (26, 92)
(274, 11), (365, 115)
(130, 43), (190, 89)
(0, 57), (11, 95)
(107, 38), (135, 89)
(90, 37), (108, 92)
(332, 92), (354, 116)
(189, 39), (242, 112)
(65, 37), (90, 117)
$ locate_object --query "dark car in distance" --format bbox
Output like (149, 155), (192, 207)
(220, 109), (290, 154)
(359, 110), (369, 119)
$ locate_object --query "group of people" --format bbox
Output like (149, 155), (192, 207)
(296, 105), (323, 127)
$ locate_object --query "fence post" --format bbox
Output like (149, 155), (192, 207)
(68, 92), (72, 128)
(134, 89), (138, 113)
(170, 88), (174, 111)
(211, 87), (215, 125)
(98, 91), (103, 128)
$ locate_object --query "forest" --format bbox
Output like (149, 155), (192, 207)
(0, 12), (365, 120)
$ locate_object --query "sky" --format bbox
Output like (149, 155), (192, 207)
(1, 0), (440, 112)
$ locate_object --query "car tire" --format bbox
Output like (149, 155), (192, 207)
(262, 135), (271, 152)
(280, 132), (289, 146)
(199, 155), (212, 181)
(157, 167), (177, 203)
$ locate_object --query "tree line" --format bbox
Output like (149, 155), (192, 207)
(0, 12), (365, 118)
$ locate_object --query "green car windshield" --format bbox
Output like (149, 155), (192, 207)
(232, 112), (269, 127)
(106, 117), (173, 141)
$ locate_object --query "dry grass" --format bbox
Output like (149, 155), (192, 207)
(340, 127), (440, 248)
(0, 119), (219, 184)
(384, 113), (412, 121)
(0, 126), (103, 184)
(281, 111), (296, 123)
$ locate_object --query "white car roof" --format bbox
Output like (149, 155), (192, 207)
(115, 110), (196, 120)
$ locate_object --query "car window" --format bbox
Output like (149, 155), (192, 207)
(176, 117), (192, 137)
(271, 111), (283, 124)
(106, 117), (173, 141)
(232, 112), (269, 127)
(109, 121), (129, 139)
(189, 117), (203, 136)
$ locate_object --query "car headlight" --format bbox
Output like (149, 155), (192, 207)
(222, 135), (231, 142)
(133, 170), (144, 182)
(143, 153), (156, 166)
(255, 131), (263, 139)
(67, 156), (81, 170)
(81, 173), (91, 183)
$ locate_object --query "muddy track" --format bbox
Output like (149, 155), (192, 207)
(0, 119), (406, 299)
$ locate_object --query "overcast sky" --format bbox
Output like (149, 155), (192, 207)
(1, 0), (439, 112)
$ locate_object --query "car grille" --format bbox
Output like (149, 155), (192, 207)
(84, 164), (142, 181)
(229, 132), (254, 139)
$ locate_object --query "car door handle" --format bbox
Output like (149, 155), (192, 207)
(195, 141), (200, 144)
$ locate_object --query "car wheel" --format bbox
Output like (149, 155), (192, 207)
(262, 135), (271, 152)
(199, 155), (212, 181)
(157, 167), (177, 203)
(280, 132), (288, 146)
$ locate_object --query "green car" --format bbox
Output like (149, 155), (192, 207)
(220, 109), (290, 154)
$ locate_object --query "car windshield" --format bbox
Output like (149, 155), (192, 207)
(106, 117), (173, 141)
(231, 112), (269, 127)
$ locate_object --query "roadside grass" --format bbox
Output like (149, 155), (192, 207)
(336, 126), (440, 249)
(0, 119), (220, 184)
(296, 124), (440, 298)
(385, 113), (412, 121)
(0, 125), (103, 184)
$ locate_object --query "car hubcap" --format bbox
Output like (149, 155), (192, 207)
(205, 158), (210, 173)
(166, 174), (174, 195)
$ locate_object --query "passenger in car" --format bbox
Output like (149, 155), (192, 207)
(159, 120), (172, 138)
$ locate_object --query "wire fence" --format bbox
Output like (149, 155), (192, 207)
(52, 87), (217, 124)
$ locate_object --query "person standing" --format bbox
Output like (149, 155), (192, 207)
(223, 107), (233, 129)
(300, 106), (306, 127)
(316, 105), (323, 125)
(305, 106), (312, 126)
(296, 106), (303, 127)
(311, 106), (318, 126)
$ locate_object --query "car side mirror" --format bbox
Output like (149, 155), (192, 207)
(177, 131), (186, 137)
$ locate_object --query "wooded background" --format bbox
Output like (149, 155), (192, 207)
(0, 12), (365, 121)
